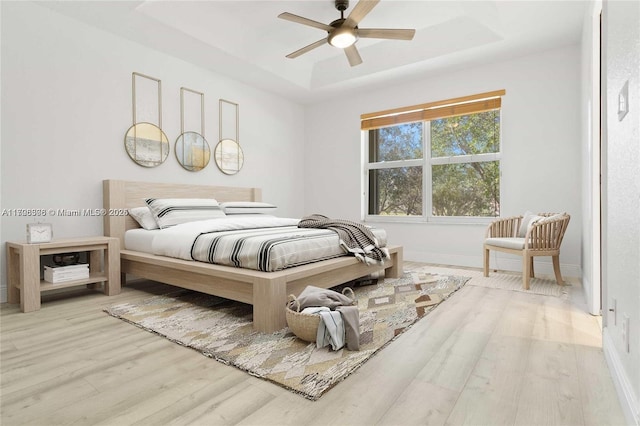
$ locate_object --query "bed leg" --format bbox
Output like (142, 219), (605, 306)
(385, 246), (403, 278)
(252, 277), (287, 333)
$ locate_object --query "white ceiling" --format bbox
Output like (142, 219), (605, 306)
(40, 1), (588, 104)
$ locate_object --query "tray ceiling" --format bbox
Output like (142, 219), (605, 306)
(40, 1), (588, 104)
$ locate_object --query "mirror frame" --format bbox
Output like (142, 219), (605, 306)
(217, 99), (243, 174)
(175, 87), (210, 172)
(126, 72), (169, 168)
(124, 122), (170, 168)
(214, 138), (244, 175)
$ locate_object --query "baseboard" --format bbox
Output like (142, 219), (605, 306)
(403, 251), (581, 278)
(403, 251), (479, 269)
(603, 328), (640, 426)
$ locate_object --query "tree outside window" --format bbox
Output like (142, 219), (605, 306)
(366, 109), (500, 219)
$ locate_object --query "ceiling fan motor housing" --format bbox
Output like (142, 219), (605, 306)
(335, 0), (349, 12)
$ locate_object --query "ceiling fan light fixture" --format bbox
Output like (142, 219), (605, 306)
(279, 0), (415, 66)
(328, 27), (357, 48)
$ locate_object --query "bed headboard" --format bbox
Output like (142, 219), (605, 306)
(103, 179), (262, 246)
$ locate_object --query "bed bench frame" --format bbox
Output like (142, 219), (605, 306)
(103, 180), (403, 333)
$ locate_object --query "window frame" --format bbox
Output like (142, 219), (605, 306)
(363, 111), (502, 224)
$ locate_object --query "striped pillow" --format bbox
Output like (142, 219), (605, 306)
(220, 201), (277, 215)
(145, 198), (225, 228)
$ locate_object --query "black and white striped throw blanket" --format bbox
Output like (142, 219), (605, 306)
(298, 214), (390, 265)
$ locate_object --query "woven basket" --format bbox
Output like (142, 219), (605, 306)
(285, 287), (355, 343)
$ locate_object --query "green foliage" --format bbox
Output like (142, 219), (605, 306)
(370, 167), (422, 216)
(431, 111), (500, 216)
(370, 123), (422, 162)
(369, 123), (423, 215)
(368, 110), (500, 217)
(432, 162), (500, 216)
(431, 111), (500, 157)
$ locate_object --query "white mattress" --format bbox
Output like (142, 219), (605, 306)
(124, 228), (162, 253)
(124, 218), (388, 272)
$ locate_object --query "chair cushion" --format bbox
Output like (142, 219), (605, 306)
(485, 237), (526, 250)
(517, 211), (543, 237)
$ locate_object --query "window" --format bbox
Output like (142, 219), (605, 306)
(363, 90), (504, 221)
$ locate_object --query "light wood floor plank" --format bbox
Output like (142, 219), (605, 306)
(514, 340), (584, 424)
(0, 263), (626, 426)
(158, 378), (276, 426)
(443, 289), (539, 426)
(575, 346), (629, 426)
(378, 381), (460, 426)
(74, 358), (246, 425)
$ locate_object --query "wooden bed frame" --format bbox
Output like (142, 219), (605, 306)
(103, 179), (403, 333)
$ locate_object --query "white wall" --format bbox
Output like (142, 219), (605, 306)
(304, 45), (583, 276)
(601, 0), (640, 424)
(0, 2), (306, 302)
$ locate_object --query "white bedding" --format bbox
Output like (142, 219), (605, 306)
(124, 228), (163, 253)
(124, 216), (387, 272)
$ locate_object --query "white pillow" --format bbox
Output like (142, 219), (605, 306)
(145, 198), (226, 229)
(129, 207), (159, 230)
(537, 213), (566, 225)
(517, 211), (543, 237)
(220, 201), (277, 215)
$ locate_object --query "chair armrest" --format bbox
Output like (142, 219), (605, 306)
(524, 214), (571, 250)
(485, 216), (523, 238)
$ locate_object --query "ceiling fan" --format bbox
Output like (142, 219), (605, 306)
(278, 0), (415, 67)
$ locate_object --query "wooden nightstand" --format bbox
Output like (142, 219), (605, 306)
(6, 236), (120, 312)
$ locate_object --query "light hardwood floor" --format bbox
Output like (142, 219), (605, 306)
(1, 263), (627, 426)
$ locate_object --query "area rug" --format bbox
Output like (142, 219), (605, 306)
(411, 265), (572, 299)
(104, 272), (469, 400)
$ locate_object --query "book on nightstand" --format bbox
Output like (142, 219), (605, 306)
(44, 263), (90, 283)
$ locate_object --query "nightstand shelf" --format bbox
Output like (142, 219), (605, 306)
(6, 236), (120, 312)
(39, 272), (110, 291)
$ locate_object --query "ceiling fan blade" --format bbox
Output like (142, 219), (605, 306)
(285, 38), (328, 59)
(278, 12), (333, 32)
(344, 44), (363, 67)
(358, 28), (416, 40)
(345, 0), (380, 27)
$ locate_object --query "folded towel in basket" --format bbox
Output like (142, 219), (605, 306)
(317, 310), (345, 351)
(301, 306), (330, 315)
(295, 285), (354, 310)
(336, 305), (360, 351)
(294, 285), (361, 351)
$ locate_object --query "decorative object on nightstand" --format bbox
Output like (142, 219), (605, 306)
(44, 263), (90, 284)
(52, 252), (80, 266)
(26, 223), (53, 244)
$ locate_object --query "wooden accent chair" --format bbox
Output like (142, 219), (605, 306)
(483, 213), (571, 290)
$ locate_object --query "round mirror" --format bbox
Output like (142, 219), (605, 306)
(214, 139), (244, 175)
(124, 122), (170, 167)
(175, 131), (211, 172)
